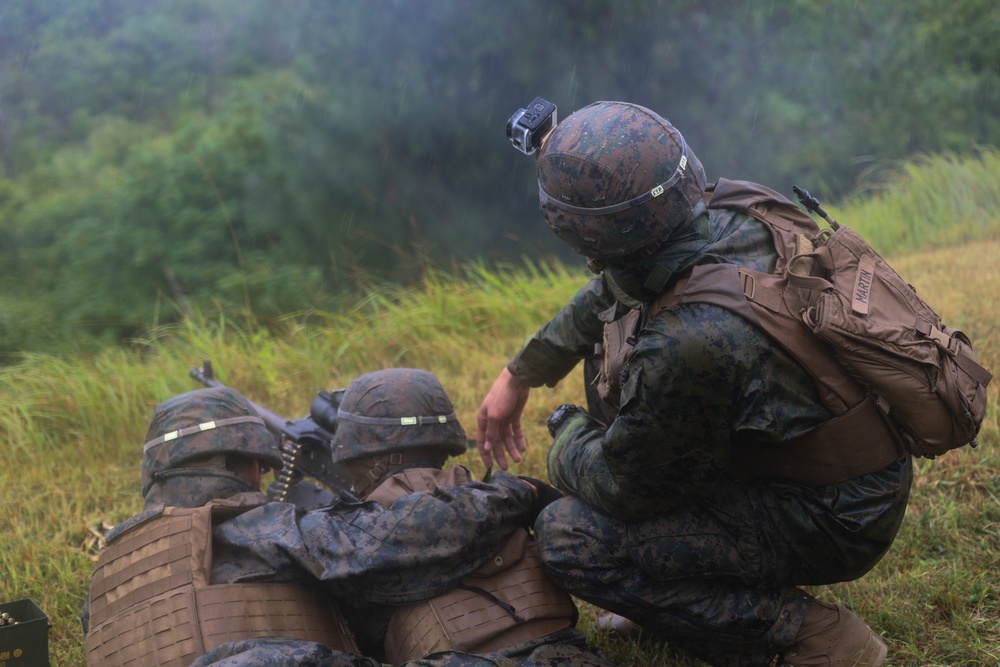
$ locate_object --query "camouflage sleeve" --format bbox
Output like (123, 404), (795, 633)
(547, 303), (830, 519)
(506, 275), (615, 387)
(295, 470), (536, 604)
(545, 303), (737, 518)
(546, 411), (622, 509)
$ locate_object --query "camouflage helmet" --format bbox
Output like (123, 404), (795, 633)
(536, 101), (707, 268)
(331, 368), (467, 465)
(141, 386), (281, 498)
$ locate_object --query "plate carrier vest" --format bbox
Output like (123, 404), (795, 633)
(365, 466), (576, 664)
(85, 495), (359, 666)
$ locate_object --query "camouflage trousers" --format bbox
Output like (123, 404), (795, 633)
(188, 637), (382, 667)
(398, 628), (615, 667)
(534, 457), (912, 667)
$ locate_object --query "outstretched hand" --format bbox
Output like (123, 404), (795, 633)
(476, 368), (531, 471)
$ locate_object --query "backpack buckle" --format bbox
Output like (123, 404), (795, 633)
(925, 325), (959, 356)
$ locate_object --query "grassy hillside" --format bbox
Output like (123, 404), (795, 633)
(2, 167), (999, 664)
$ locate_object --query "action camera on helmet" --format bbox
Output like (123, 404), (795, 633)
(506, 97), (557, 155)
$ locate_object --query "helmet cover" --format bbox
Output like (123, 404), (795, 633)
(141, 386), (281, 497)
(537, 101), (706, 264)
(331, 368), (467, 464)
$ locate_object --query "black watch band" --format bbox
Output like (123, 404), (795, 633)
(547, 404), (584, 437)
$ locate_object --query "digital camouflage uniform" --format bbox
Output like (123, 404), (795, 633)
(189, 637), (372, 667)
(504, 102), (912, 666)
(83, 387), (539, 667)
(394, 631), (615, 667)
(329, 369), (616, 667)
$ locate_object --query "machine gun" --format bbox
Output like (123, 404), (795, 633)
(190, 360), (356, 509)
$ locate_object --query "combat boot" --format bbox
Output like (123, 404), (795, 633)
(781, 600), (887, 667)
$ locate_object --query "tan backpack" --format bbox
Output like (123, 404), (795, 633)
(667, 179), (991, 458)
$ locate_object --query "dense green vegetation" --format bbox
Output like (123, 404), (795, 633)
(2, 2), (999, 661)
(2, 0), (1000, 355)
(1, 158), (998, 665)
(2, 1), (998, 664)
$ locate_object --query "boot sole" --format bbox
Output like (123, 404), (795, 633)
(852, 631), (888, 667)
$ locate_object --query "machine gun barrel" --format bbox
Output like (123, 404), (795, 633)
(189, 359), (354, 507)
(190, 360), (292, 439)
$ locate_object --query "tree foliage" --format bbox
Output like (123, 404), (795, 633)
(0, 0), (997, 354)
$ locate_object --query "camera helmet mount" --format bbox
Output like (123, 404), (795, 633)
(507, 97), (558, 156)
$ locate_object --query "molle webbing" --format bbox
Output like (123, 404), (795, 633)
(369, 467), (575, 663)
(594, 309), (640, 412)
(384, 530), (575, 664)
(85, 502), (358, 666)
(348, 450), (449, 498)
(362, 462), (469, 507)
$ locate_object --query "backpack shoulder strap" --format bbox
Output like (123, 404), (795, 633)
(707, 178), (824, 274)
(654, 263), (865, 415)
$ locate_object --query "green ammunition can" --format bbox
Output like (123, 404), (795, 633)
(0, 599), (49, 667)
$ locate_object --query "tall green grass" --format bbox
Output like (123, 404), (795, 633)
(2, 153), (999, 665)
(830, 148), (1000, 257)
